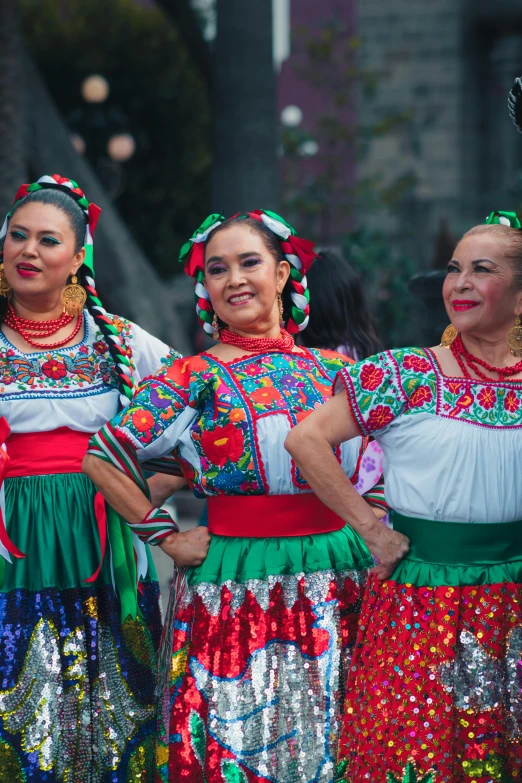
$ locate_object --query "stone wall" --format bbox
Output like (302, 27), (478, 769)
(356, 0), (522, 265)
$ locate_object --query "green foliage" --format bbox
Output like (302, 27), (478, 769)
(21, 0), (212, 278)
(280, 18), (417, 241)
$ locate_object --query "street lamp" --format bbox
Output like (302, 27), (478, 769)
(81, 75), (110, 104)
(281, 105), (303, 128)
(107, 133), (136, 163)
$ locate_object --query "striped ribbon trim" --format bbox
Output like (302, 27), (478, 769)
(129, 507), (178, 546)
(142, 456), (184, 477)
(87, 423), (179, 544)
(87, 422), (149, 497)
(362, 478), (389, 512)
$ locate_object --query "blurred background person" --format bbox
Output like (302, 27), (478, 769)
(301, 248), (386, 509)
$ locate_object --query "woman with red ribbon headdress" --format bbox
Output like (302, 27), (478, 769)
(0, 175), (183, 782)
(84, 210), (390, 782)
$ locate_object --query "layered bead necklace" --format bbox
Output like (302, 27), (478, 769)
(4, 303), (83, 349)
(219, 327), (295, 353)
(451, 334), (522, 381)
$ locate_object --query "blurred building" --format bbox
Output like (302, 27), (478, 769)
(356, 0), (522, 257)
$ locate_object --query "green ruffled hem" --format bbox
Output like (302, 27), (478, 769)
(390, 558), (522, 587)
(188, 524), (373, 586)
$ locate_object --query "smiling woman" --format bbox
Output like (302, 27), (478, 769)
(83, 209), (392, 783)
(0, 175), (182, 783)
(284, 210), (522, 782)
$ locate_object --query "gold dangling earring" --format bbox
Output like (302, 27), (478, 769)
(0, 264), (11, 297)
(507, 315), (522, 357)
(440, 324), (458, 348)
(278, 292), (284, 325)
(62, 274), (87, 316)
(212, 312), (220, 340)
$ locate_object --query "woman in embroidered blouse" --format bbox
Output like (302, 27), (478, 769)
(0, 175), (183, 783)
(286, 211), (522, 783)
(83, 210), (400, 783)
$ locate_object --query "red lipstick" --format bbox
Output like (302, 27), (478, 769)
(452, 300), (479, 312)
(16, 263), (40, 278)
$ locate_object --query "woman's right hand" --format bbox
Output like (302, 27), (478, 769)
(367, 525), (410, 581)
(160, 527), (211, 566)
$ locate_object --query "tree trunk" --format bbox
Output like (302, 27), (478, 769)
(0, 0), (27, 216)
(24, 55), (190, 353)
(212, 0), (279, 214)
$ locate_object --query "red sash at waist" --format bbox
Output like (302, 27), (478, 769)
(207, 493), (345, 537)
(6, 428), (92, 477)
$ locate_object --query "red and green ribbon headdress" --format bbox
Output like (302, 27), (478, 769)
(179, 209), (317, 335)
(0, 174), (102, 274)
(485, 210), (522, 229)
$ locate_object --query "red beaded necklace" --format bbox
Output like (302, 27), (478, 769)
(219, 327), (295, 353)
(451, 334), (522, 381)
(5, 303), (83, 349)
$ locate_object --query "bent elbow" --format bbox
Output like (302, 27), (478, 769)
(82, 453), (98, 480)
(285, 426), (303, 457)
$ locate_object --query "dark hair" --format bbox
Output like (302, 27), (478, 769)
(10, 189), (86, 254)
(300, 250), (381, 359)
(0, 188), (130, 404)
(204, 216), (294, 324)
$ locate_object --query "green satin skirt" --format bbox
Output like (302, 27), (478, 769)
(0, 471), (162, 782)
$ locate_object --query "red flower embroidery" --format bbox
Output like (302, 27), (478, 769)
(201, 423), (245, 467)
(93, 340), (107, 354)
(504, 390), (520, 413)
(409, 385), (433, 408)
(131, 409), (155, 433)
(250, 386), (284, 406)
(367, 405), (394, 431)
(41, 360), (67, 380)
(402, 354), (431, 373)
(360, 363), (384, 391)
(447, 381), (463, 395)
(477, 387), (496, 410)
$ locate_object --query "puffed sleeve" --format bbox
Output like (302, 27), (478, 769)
(334, 349), (413, 436)
(126, 320), (182, 381)
(87, 355), (208, 487)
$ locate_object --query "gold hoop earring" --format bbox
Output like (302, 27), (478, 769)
(0, 264), (11, 297)
(212, 312), (220, 340)
(440, 324), (457, 348)
(507, 315), (522, 357)
(278, 293), (284, 324)
(62, 275), (87, 316)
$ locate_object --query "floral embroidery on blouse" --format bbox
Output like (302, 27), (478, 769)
(0, 313), (178, 400)
(114, 348), (354, 497)
(338, 347), (522, 434)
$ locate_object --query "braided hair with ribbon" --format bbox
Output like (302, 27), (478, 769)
(179, 209), (317, 335)
(0, 174), (135, 407)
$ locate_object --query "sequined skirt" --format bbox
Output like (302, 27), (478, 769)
(0, 473), (162, 783)
(157, 525), (372, 783)
(338, 514), (522, 783)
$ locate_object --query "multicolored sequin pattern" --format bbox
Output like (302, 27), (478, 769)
(340, 347), (522, 435)
(114, 349), (352, 496)
(0, 583), (162, 782)
(338, 576), (522, 782)
(157, 569), (366, 783)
